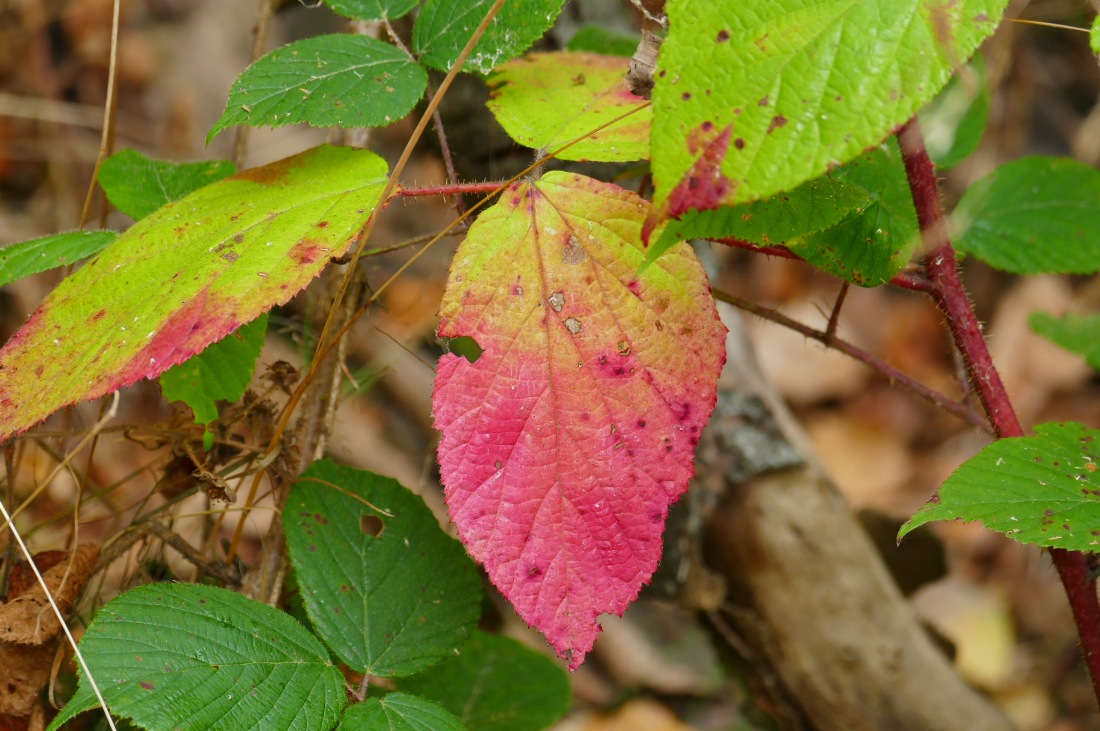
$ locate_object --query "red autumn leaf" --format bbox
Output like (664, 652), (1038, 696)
(433, 172), (726, 668)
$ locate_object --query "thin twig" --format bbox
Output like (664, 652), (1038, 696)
(1005, 17), (1088, 33)
(712, 288), (992, 433)
(259, 0), (509, 459)
(76, 0), (121, 229)
(233, 0), (279, 168)
(143, 522), (241, 586)
(824, 282), (849, 342)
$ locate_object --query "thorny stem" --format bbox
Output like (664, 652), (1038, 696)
(716, 237), (938, 294)
(399, 181), (506, 197)
(711, 288), (992, 433)
(897, 116), (1100, 708)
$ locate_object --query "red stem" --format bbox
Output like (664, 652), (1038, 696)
(399, 181), (506, 197)
(716, 236), (936, 293)
(897, 117), (1100, 706)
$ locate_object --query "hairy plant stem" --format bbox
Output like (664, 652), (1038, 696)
(712, 288), (991, 432)
(399, 181), (506, 197)
(716, 236), (937, 293)
(897, 116), (1100, 707)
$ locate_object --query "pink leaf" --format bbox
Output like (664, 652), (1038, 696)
(433, 172), (726, 668)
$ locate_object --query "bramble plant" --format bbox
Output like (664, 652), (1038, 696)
(2, 0), (1100, 728)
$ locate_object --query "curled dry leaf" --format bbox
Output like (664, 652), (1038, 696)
(0, 543), (99, 645)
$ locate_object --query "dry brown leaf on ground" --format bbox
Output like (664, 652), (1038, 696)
(0, 543), (98, 645)
(0, 641), (56, 717)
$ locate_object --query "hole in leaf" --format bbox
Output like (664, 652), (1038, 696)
(361, 514), (384, 537)
(444, 335), (483, 363)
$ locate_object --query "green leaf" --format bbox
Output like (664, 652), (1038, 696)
(920, 55), (989, 169)
(952, 156), (1100, 274)
(47, 583), (344, 731)
(286, 460), (482, 677)
(99, 149), (237, 220)
(209, 35), (427, 142)
(324, 0), (419, 21)
(413, 0), (566, 74)
(400, 631), (570, 731)
(1029, 311), (1100, 370)
(646, 173), (871, 265)
(0, 230), (117, 288)
(0, 145), (389, 440)
(793, 139), (921, 286)
(649, 138), (919, 287)
(648, 0), (1007, 231)
(159, 312), (269, 426)
(1091, 14), (1100, 55)
(899, 422), (1100, 552)
(566, 25), (640, 58)
(486, 52), (651, 162)
(338, 694), (467, 731)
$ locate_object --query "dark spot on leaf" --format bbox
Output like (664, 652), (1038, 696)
(637, 419), (646, 428)
(682, 92), (692, 101)
(735, 138), (745, 150)
(233, 233), (245, 244)
(316, 221), (329, 228)
(361, 514), (384, 537)
(717, 29), (729, 42)
(671, 402), (691, 422)
(140, 681), (154, 690)
(527, 565), (542, 578)
(767, 115), (788, 134)
(758, 96), (769, 107)
(701, 120), (714, 132)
